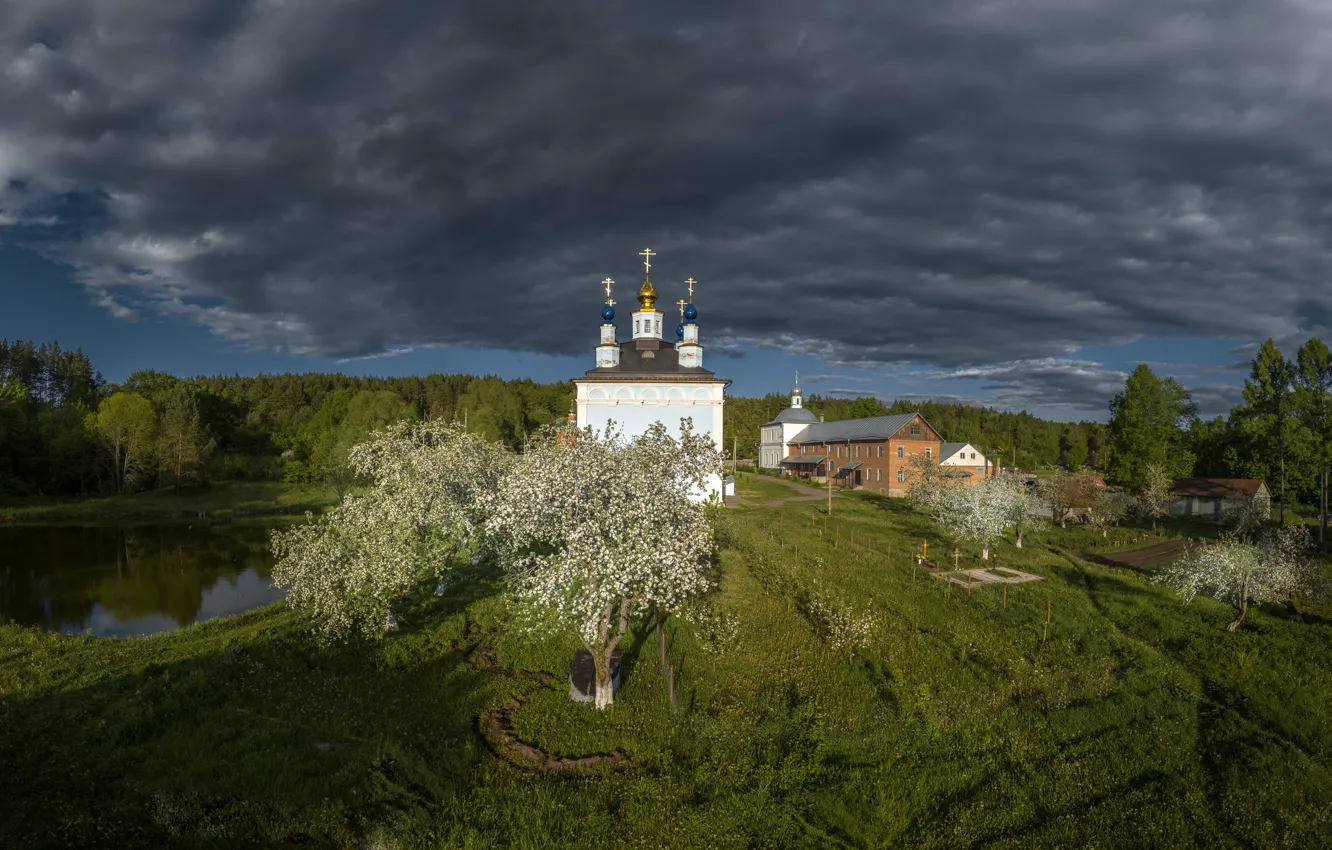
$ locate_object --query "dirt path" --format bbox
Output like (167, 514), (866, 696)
(754, 476), (843, 507)
(1075, 539), (1195, 573)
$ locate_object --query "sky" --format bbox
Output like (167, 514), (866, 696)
(3, 1), (1331, 422)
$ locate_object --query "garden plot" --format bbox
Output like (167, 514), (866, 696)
(915, 559), (1043, 586)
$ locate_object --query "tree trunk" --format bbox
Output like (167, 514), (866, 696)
(590, 598), (634, 711)
(1226, 575), (1250, 632)
(1015, 527), (1024, 548)
(593, 649), (615, 710)
(981, 541), (989, 560)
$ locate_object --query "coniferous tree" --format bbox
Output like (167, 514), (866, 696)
(1236, 340), (1298, 524)
(1295, 337), (1332, 536)
(158, 385), (216, 488)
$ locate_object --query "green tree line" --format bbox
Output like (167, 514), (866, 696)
(1105, 337), (1332, 524)
(9, 335), (1331, 512)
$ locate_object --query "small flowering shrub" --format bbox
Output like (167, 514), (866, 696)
(803, 586), (879, 657)
(677, 598), (741, 656)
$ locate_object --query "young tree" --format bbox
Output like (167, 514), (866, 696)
(1036, 469), (1099, 526)
(89, 392), (157, 493)
(158, 385), (215, 488)
(1000, 471), (1039, 548)
(1134, 463), (1173, 530)
(271, 421), (511, 642)
(487, 421), (722, 710)
(1107, 364), (1198, 489)
(1087, 489), (1131, 538)
(1157, 524), (1326, 631)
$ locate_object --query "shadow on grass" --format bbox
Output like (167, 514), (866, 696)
(0, 620), (495, 847)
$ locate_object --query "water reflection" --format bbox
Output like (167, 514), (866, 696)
(0, 523), (285, 637)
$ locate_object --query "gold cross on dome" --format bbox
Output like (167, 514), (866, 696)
(685, 277), (696, 301)
(677, 298), (687, 318)
(640, 248), (656, 275)
(602, 276), (615, 305)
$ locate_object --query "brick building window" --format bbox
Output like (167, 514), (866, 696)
(897, 445), (904, 458)
(925, 448), (932, 459)
(877, 445), (883, 457)
(910, 424), (921, 436)
(855, 446), (860, 458)
(897, 469), (905, 483)
(876, 468), (882, 481)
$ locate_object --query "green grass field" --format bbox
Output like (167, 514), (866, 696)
(0, 480), (338, 523)
(735, 471), (812, 501)
(2, 491), (1329, 847)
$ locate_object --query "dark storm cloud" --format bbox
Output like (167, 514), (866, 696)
(3, 0), (1332, 411)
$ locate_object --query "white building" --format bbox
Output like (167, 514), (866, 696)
(938, 442), (990, 480)
(573, 252), (729, 500)
(758, 375), (820, 470)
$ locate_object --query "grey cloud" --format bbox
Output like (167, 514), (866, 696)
(2, 0), (1332, 411)
(932, 358), (1130, 414)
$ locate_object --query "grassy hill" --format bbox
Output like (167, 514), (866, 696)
(2, 478), (1329, 847)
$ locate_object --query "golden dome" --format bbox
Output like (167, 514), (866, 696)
(637, 278), (659, 311)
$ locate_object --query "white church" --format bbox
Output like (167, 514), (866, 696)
(572, 250), (730, 499)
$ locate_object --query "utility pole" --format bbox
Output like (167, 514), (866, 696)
(825, 442), (832, 516)
(733, 435), (738, 477)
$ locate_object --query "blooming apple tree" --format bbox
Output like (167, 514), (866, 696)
(486, 420), (721, 710)
(1087, 489), (1131, 538)
(1156, 524), (1327, 631)
(271, 421), (512, 642)
(999, 471), (1040, 548)
(917, 474), (1021, 561)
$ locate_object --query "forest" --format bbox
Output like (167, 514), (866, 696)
(2, 336), (1328, 511)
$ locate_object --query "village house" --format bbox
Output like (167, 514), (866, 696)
(758, 378), (991, 495)
(1169, 478), (1269, 519)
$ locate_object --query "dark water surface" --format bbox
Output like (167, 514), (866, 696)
(0, 523), (285, 638)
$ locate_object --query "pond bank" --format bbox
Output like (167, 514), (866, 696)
(0, 481), (337, 524)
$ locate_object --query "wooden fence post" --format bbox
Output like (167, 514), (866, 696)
(1045, 599), (1051, 641)
(1003, 583), (1007, 610)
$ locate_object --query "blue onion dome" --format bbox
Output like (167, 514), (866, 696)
(676, 323), (685, 341)
(601, 303), (615, 321)
(683, 302), (698, 322)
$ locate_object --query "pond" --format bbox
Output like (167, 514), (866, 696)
(0, 522), (287, 638)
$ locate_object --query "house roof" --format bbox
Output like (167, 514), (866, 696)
(788, 413), (933, 445)
(939, 442), (969, 461)
(577, 339), (723, 380)
(763, 406), (820, 426)
(780, 455), (827, 465)
(1170, 478), (1268, 499)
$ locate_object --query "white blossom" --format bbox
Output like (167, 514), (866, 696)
(486, 419), (722, 709)
(1087, 489), (1131, 538)
(270, 421), (511, 642)
(1156, 524), (1328, 631)
(922, 475), (1024, 560)
(1134, 464), (1174, 528)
